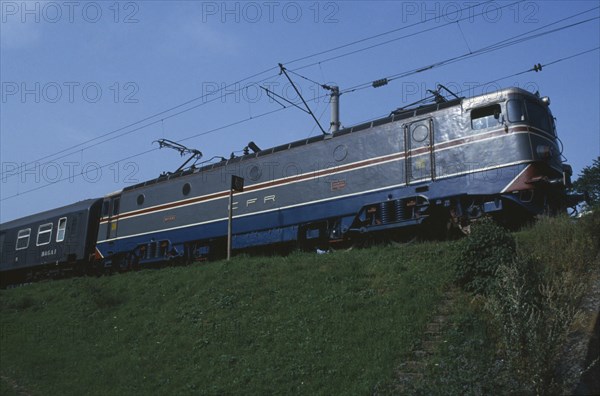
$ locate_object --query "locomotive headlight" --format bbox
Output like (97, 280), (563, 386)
(536, 145), (554, 159)
(541, 96), (551, 106)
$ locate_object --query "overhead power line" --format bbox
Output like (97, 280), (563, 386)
(1, 107), (288, 202)
(289, 2), (599, 73)
(2, 46), (598, 202)
(339, 15), (600, 95)
(1, 0), (521, 180)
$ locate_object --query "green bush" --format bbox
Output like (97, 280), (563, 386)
(485, 256), (585, 395)
(579, 205), (600, 254)
(454, 218), (516, 295)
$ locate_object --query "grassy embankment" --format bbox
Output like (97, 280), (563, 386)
(0, 242), (455, 395)
(1, 211), (598, 395)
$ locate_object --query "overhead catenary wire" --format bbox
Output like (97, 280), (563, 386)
(6, 2), (595, 182)
(354, 47), (600, 123)
(1, 1), (525, 180)
(0, 71), (281, 179)
(288, 1), (597, 73)
(291, 15), (600, 104)
(285, 11), (599, 106)
(4, 6), (597, 181)
(2, 46), (598, 202)
(282, 6), (599, 99)
(1, 107), (288, 201)
(284, 0), (498, 66)
(338, 14), (600, 95)
(9, 2), (597, 183)
(3, 12), (599, 197)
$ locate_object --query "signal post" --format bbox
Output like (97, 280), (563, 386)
(227, 175), (244, 261)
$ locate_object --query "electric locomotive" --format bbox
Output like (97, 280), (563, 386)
(0, 87), (582, 282)
(93, 87), (576, 268)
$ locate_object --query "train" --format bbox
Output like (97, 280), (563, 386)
(0, 86), (584, 286)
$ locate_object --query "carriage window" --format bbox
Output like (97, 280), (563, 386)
(507, 100), (525, 122)
(36, 223), (53, 246)
(0, 233), (5, 256)
(525, 100), (552, 133)
(56, 217), (67, 242)
(16, 228), (31, 250)
(471, 104), (502, 130)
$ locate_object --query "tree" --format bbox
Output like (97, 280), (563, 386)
(573, 156), (600, 205)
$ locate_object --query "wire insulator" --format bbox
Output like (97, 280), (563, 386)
(372, 78), (389, 88)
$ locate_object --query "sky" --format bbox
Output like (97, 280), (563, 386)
(1, 0), (599, 222)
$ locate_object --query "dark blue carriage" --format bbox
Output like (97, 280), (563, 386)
(0, 199), (103, 285)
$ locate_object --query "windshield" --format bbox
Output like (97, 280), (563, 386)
(525, 100), (552, 133)
(507, 98), (554, 135)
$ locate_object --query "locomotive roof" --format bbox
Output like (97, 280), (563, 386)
(0, 198), (102, 231)
(121, 86), (540, 194)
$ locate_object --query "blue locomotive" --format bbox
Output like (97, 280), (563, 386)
(0, 87), (581, 284)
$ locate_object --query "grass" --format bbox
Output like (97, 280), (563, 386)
(0, 242), (455, 395)
(2, 212), (597, 395)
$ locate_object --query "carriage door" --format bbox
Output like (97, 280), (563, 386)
(405, 118), (435, 185)
(105, 195), (121, 240)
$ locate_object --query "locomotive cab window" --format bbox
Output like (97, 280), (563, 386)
(56, 217), (67, 242)
(471, 104), (502, 130)
(102, 200), (110, 218)
(112, 197), (121, 216)
(525, 100), (553, 134)
(507, 99), (526, 122)
(16, 228), (31, 250)
(36, 223), (53, 246)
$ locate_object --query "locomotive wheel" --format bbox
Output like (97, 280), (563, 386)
(420, 209), (454, 240)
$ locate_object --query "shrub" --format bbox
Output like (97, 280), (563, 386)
(579, 205), (600, 254)
(453, 217), (516, 295)
(485, 257), (584, 395)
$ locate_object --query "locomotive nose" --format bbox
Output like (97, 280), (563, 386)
(536, 145), (554, 159)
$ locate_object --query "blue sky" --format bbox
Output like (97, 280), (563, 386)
(1, 0), (599, 222)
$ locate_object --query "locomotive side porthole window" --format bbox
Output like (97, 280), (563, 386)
(471, 104), (502, 130)
(36, 223), (53, 246)
(56, 217), (67, 242)
(249, 166), (262, 181)
(137, 194), (145, 206)
(333, 144), (348, 162)
(183, 183), (191, 196)
(16, 228), (31, 250)
(411, 124), (429, 142)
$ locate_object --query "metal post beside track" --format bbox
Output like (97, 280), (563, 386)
(227, 175), (244, 261)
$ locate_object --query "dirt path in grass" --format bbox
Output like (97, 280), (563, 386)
(390, 288), (458, 393)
